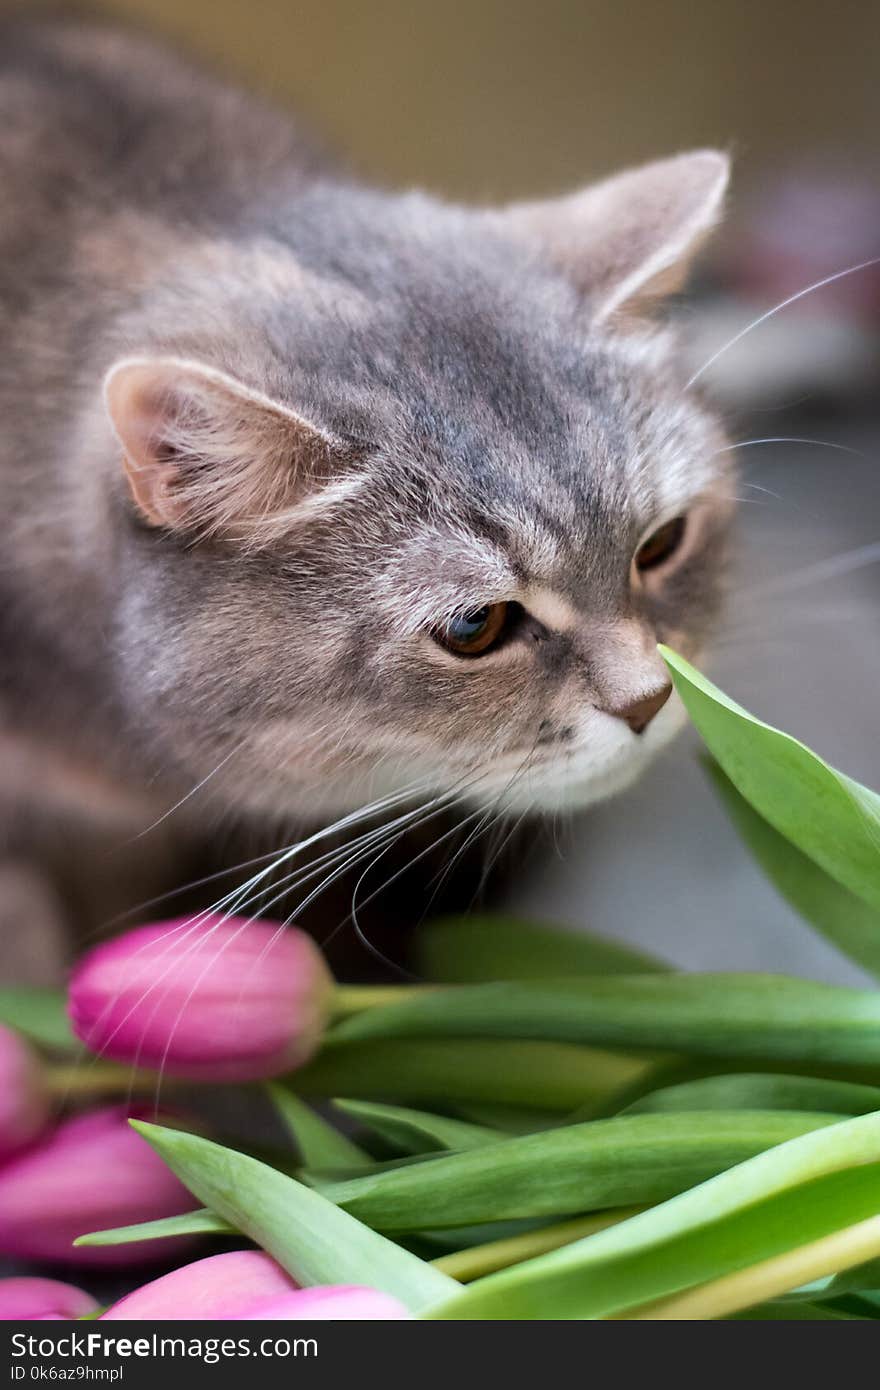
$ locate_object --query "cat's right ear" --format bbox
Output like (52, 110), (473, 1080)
(103, 357), (358, 541)
(501, 150), (730, 325)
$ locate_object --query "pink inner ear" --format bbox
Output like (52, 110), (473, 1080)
(105, 362), (185, 527)
(104, 357), (348, 538)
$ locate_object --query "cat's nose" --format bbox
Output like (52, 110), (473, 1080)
(610, 682), (673, 735)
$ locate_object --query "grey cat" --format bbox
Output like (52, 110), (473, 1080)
(0, 14), (735, 965)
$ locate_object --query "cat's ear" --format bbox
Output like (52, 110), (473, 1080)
(103, 357), (356, 540)
(503, 150), (729, 324)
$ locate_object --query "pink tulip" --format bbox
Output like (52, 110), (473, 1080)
(0, 1107), (197, 1267)
(0, 1026), (50, 1160)
(252, 1287), (410, 1320)
(69, 917), (333, 1082)
(0, 1276), (98, 1320)
(102, 1252), (408, 1320)
(102, 1252), (298, 1320)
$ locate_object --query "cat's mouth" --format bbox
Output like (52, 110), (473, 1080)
(468, 694), (686, 813)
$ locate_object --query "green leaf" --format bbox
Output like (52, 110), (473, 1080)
(423, 1110), (880, 1319)
(333, 972), (880, 1070)
(266, 1085), (372, 1170)
(826, 1264), (880, 1298)
(727, 1300), (869, 1320)
(661, 648), (880, 913)
(303, 1151), (448, 1185)
(294, 1038), (650, 1111)
(418, 914), (668, 983)
(625, 1073), (880, 1117)
(793, 1256), (880, 1301)
(130, 1121), (456, 1313)
(629, 1202), (880, 1320)
(709, 761), (880, 980)
(822, 1292), (880, 1317)
(75, 1209), (233, 1247)
(321, 1110), (837, 1231)
(450, 1103), (554, 1134)
(334, 1100), (500, 1153)
(0, 988), (75, 1051)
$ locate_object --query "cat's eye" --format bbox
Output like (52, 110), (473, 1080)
(635, 515), (687, 572)
(435, 602), (510, 657)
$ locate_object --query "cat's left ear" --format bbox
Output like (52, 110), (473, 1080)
(502, 150), (729, 324)
(103, 356), (358, 542)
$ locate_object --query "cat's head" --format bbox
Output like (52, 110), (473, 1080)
(100, 150), (734, 817)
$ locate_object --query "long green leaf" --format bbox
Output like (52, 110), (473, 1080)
(130, 1121), (457, 1313)
(266, 1085), (372, 1170)
(823, 1259), (880, 1298)
(294, 1038), (649, 1111)
(418, 914), (668, 983)
(727, 1301), (869, 1320)
(76, 1210), (233, 1247)
(625, 1073), (880, 1116)
(450, 1103), (554, 1134)
(628, 1205), (880, 1320)
(335, 1100), (500, 1153)
(432, 1210), (640, 1280)
(709, 761), (880, 980)
(333, 972), (880, 1070)
(303, 1152), (449, 1185)
(661, 648), (880, 913)
(321, 1111), (837, 1231)
(0, 988), (75, 1051)
(823, 1292), (880, 1316)
(423, 1110), (880, 1319)
(777, 1255), (880, 1303)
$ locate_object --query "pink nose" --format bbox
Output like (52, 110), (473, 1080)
(610, 682), (673, 735)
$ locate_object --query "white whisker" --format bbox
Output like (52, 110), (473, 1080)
(686, 257), (880, 389)
(717, 436), (869, 461)
(57, 782), (432, 1101)
(145, 784), (474, 1100)
(346, 799), (489, 976)
(125, 743), (245, 843)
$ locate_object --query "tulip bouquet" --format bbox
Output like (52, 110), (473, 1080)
(2, 649), (880, 1321)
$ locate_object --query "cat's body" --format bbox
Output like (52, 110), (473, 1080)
(0, 15), (735, 967)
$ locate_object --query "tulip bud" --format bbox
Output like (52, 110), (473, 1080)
(0, 1277), (98, 1321)
(0, 1025), (50, 1160)
(0, 1107), (197, 1267)
(102, 1251), (297, 1320)
(253, 1286), (410, 1320)
(102, 1251), (407, 1320)
(69, 916), (333, 1082)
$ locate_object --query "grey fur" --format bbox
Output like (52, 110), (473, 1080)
(0, 15), (735, 941)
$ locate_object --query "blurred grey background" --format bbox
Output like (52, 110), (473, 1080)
(10, 0), (880, 983)
(16, 0), (879, 198)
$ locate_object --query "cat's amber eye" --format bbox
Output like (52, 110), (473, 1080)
(635, 515), (687, 573)
(435, 602), (510, 657)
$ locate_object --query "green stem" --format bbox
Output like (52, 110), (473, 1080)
(331, 984), (432, 1018)
(431, 1207), (642, 1282)
(294, 1038), (646, 1111)
(45, 1063), (176, 1097)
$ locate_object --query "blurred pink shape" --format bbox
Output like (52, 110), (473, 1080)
(102, 1249), (409, 1320)
(0, 1025), (50, 1160)
(0, 1107), (197, 1267)
(0, 1276), (98, 1320)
